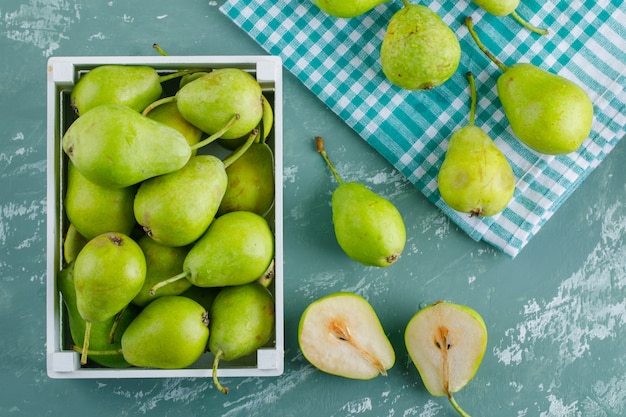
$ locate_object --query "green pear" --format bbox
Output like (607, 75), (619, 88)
(438, 72), (515, 216)
(64, 161), (137, 240)
(145, 100), (203, 153)
(62, 104), (192, 188)
(298, 292), (395, 379)
(311, 0), (389, 18)
(151, 211), (274, 292)
(73, 232), (146, 364)
(217, 142), (275, 216)
(471, 0), (548, 35)
(63, 224), (88, 264)
(131, 235), (192, 307)
(465, 17), (594, 155)
(121, 295), (209, 369)
(316, 136), (406, 267)
(209, 282), (275, 393)
(58, 263), (140, 368)
(70, 64), (202, 116)
(381, 1), (461, 90)
(405, 300), (488, 417)
(133, 155), (228, 247)
(145, 68), (263, 140)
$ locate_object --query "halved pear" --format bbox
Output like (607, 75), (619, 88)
(405, 300), (487, 417)
(298, 292), (395, 379)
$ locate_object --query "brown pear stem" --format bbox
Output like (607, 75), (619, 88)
(222, 127), (260, 169)
(80, 321), (92, 365)
(315, 136), (344, 185)
(149, 271), (188, 296)
(329, 319), (388, 376)
(189, 114), (241, 151)
(212, 349), (229, 394)
(464, 17), (509, 73)
(466, 72), (477, 127)
(510, 10), (549, 36)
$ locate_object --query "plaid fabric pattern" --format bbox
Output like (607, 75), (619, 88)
(220, 0), (626, 258)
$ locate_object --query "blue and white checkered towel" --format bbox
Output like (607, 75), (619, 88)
(221, 0), (626, 258)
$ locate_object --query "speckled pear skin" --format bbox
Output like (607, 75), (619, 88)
(70, 65), (162, 115)
(381, 3), (461, 90)
(311, 0), (389, 18)
(471, 0), (519, 16)
(438, 125), (515, 216)
(62, 104), (192, 188)
(498, 63), (594, 155)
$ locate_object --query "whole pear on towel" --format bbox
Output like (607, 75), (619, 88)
(311, 0), (389, 18)
(465, 17), (593, 155)
(471, 0), (548, 35)
(381, 0), (461, 90)
(438, 72), (515, 216)
(405, 300), (488, 417)
(298, 292), (395, 379)
(62, 104), (192, 188)
(316, 136), (406, 267)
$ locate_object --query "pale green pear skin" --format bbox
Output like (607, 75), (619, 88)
(175, 68), (263, 139)
(121, 295), (209, 369)
(58, 263), (140, 368)
(471, 0), (518, 16)
(62, 104), (192, 188)
(133, 155), (228, 247)
(312, 0), (389, 18)
(209, 282), (274, 361)
(405, 301), (488, 397)
(381, 4), (461, 90)
(65, 161), (137, 240)
(438, 126), (515, 216)
(218, 94), (274, 150)
(298, 292), (395, 379)
(71, 65), (162, 115)
(218, 142), (275, 216)
(332, 182), (406, 267)
(132, 236), (192, 307)
(497, 63), (594, 155)
(146, 100), (203, 153)
(73, 232), (146, 323)
(183, 211), (274, 287)
(63, 224), (88, 264)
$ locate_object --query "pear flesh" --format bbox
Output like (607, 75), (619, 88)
(381, 2), (461, 90)
(405, 301), (487, 416)
(311, 0), (389, 18)
(298, 292), (395, 379)
(497, 63), (594, 155)
(62, 104), (192, 188)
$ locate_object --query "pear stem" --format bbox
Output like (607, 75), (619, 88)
(189, 114), (241, 151)
(315, 136), (343, 185)
(149, 271), (189, 296)
(153, 43), (168, 56)
(448, 394), (473, 417)
(466, 72), (477, 127)
(108, 307), (126, 344)
(464, 17), (509, 73)
(212, 349), (229, 394)
(510, 10), (549, 36)
(141, 96), (176, 117)
(222, 128), (259, 169)
(401, 0), (410, 7)
(158, 69), (207, 84)
(80, 321), (92, 365)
